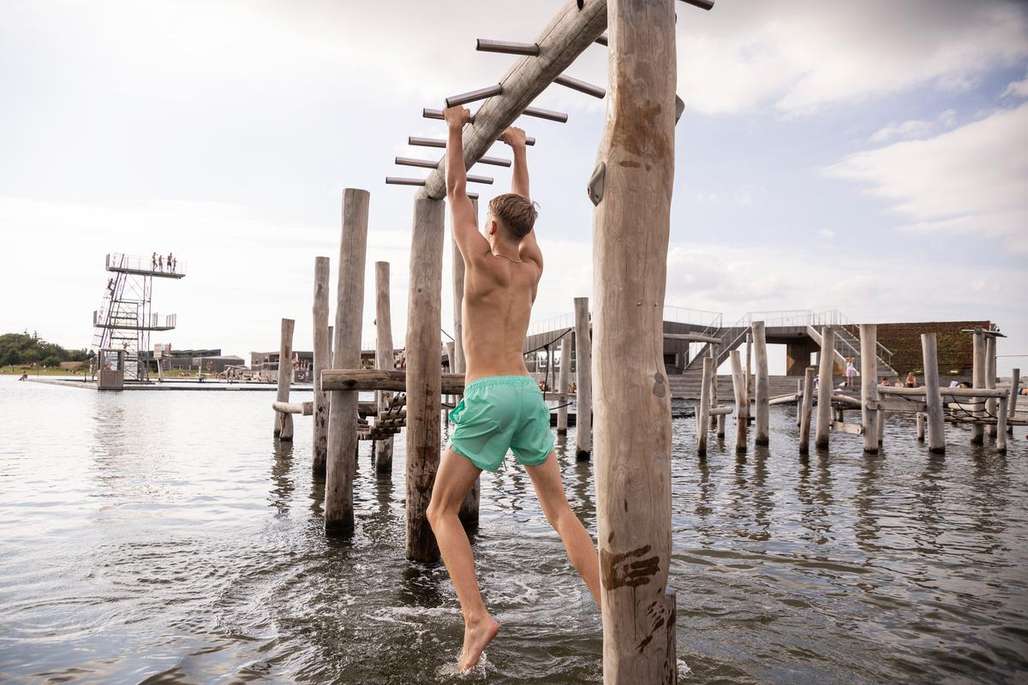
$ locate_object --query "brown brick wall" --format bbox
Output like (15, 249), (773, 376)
(846, 321), (990, 379)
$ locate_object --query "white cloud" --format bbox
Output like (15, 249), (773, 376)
(677, 0), (1028, 115)
(1002, 70), (1028, 99)
(868, 109), (957, 144)
(827, 103), (1028, 252)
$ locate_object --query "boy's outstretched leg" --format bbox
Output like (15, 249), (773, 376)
(427, 448), (499, 672)
(525, 452), (601, 605)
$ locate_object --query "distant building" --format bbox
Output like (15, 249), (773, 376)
(145, 346), (244, 373)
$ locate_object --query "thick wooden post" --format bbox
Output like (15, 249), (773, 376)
(594, 1), (677, 679)
(574, 296), (593, 459)
(325, 188), (369, 536)
(374, 261), (394, 476)
(916, 413), (926, 441)
(697, 356), (712, 456)
(985, 336), (997, 439)
(274, 318), (295, 441)
(972, 330), (986, 445)
(815, 325), (835, 449)
(405, 197), (445, 562)
(921, 333), (945, 454)
(752, 321), (769, 446)
(729, 350), (747, 454)
(799, 366), (816, 455)
(312, 257), (331, 475)
(859, 324), (879, 454)
(557, 334), (571, 433)
(1009, 368), (1020, 435)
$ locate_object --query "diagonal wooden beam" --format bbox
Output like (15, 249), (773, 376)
(419, 0), (608, 200)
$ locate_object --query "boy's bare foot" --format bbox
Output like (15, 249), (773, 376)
(459, 615), (500, 672)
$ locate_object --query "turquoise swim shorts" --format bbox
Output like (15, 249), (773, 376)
(448, 375), (555, 472)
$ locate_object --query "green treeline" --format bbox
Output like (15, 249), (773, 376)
(0, 332), (92, 367)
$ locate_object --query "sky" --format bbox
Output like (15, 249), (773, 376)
(1, 0), (1026, 374)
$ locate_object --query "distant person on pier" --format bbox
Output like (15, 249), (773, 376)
(167, 252), (174, 272)
(157, 255), (164, 271)
(905, 371), (917, 388)
(151, 252), (157, 270)
(427, 105), (600, 673)
(844, 357), (858, 388)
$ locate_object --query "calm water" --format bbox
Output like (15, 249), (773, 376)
(1, 376), (1027, 684)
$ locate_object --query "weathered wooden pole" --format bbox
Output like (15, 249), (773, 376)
(859, 324), (879, 454)
(708, 343), (719, 431)
(1009, 368), (1020, 435)
(996, 396), (1008, 452)
(405, 197), (445, 562)
(796, 378), (803, 427)
(312, 257), (331, 475)
(574, 296), (592, 459)
(815, 325), (835, 449)
(916, 413), (926, 441)
(274, 318), (295, 441)
(374, 261), (395, 476)
(752, 321), (769, 446)
(593, 0), (677, 678)
(557, 334), (571, 434)
(745, 329), (752, 421)
(799, 366), (816, 455)
(985, 335), (997, 439)
(729, 350), (747, 454)
(325, 188), (369, 536)
(921, 333), (945, 454)
(697, 356), (712, 456)
(972, 330), (986, 445)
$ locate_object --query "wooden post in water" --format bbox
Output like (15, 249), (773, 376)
(1009, 368), (1020, 436)
(274, 318), (295, 440)
(697, 356), (712, 456)
(996, 396), (1008, 452)
(796, 378), (803, 427)
(752, 321), (769, 446)
(916, 413), (925, 441)
(985, 335), (997, 440)
(815, 325), (835, 449)
(745, 329), (752, 421)
(593, 1), (678, 676)
(405, 196), (445, 562)
(325, 188), (369, 536)
(921, 333), (945, 454)
(729, 350), (747, 454)
(708, 343), (719, 432)
(972, 330), (986, 445)
(799, 366), (816, 455)
(374, 261), (394, 476)
(574, 296), (592, 460)
(312, 257), (331, 475)
(859, 324), (879, 454)
(557, 334), (571, 434)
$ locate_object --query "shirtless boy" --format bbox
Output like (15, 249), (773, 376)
(425, 105), (601, 672)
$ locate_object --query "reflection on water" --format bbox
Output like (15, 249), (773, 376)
(1, 379), (1027, 684)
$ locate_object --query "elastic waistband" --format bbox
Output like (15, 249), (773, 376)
(465, 374), (537, 391)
